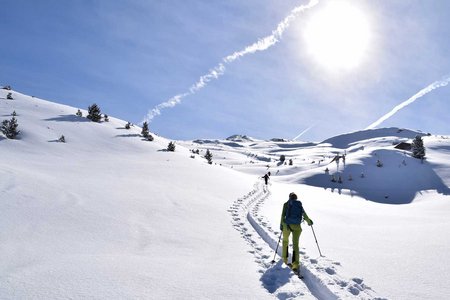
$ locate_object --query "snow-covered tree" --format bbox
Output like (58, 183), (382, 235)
(205, 149), (213, 164)
(104, 114), (109, 122)
(58, 135), (66, 143)
(167, 141), (176, 152)
(141, 121), (149, 137)
(125, 122), (131, 129)
(146, 134), (154, 141)
(1, 117), (20, 139)
(6, 93), (13, 100)
(76, 109), (82, 117)
(412, 135), (425, 159)
(87, 104), (102, 122)
(12, 111), (17, 116)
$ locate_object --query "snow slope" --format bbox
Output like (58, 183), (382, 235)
(0, 90), (271, 299)
(2, 89), (450, 299)
(182, 130), (450, 299)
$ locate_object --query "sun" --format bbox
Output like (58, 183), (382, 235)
(304, 2), (371, 71)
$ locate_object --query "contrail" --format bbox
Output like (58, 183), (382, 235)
(145, 0), (319, 122)
(293, 123), (316, 140)
(366, 76), (450, 129)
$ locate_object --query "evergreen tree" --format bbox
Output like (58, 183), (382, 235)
(58, 135), (66, 143)
(104, 114), (109, 122)
(146, 134), (154, 141)
(12, 111), (17, 116)
(412, 135), (425, 159)
(76, 109), (82, 117)
(1, 117), (20, 139)
(167, 141), (176, 152)
(87, 103), (102, 122)
(6, 93), (13, 100)
(141, 121), (149, 137)
(125, 122), (131, 129)
(205, 149), (213, 164)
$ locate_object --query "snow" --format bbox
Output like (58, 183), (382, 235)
(2, 89), (450, 299)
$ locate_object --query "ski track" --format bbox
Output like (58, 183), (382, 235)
(229, 181), (388, 300)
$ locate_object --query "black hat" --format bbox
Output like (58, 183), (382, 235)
(289, 192), (297, 200)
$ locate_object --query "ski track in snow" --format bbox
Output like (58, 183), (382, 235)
(229, 181), (388, 300)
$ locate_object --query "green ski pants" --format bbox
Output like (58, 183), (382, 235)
(282, 224), (302, 269)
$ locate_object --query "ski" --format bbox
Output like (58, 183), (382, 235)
(294, 269), (304, 280)
(287, 263), (304, 279)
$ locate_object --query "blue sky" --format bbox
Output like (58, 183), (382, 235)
(2, 0), (450, 141)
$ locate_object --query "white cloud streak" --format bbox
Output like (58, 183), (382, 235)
(293, 123), (316, 140)
(145, 0), (319, 122)
(366, 76), (450, 130)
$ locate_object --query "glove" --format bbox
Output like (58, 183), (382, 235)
(280, 224), (283, 231)
(308, 220), (313, 226)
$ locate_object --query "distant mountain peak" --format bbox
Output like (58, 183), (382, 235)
(226, 135), (254, 142)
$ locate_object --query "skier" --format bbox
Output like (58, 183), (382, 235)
(279, 192), (313, 276)
(262, 172), (270, 185)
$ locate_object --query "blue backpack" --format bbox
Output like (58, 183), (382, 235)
(284, 199), (303, 225)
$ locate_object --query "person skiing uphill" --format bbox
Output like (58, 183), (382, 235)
(262, 172), (271, 185)
(280, 192), (313, 275)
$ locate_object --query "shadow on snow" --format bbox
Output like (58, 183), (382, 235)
(260, 260), (292, 294)
(44, 115), (90, 122)
(302, 149), (450, 204)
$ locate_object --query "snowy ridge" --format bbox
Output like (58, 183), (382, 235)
(230, 181), (387, 299)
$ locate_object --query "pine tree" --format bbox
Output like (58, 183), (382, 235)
(376, 160), (383, 167)
(412, 135), (425, 159)
(141, 121), (149, 137)
(125, 122), (131, 129)
(87, 103), (102, 122)
(205, 149), (213, 164)
(76, 109), (82, 117)
(6, 93), (13, 100)
(58, 135), (66, 143)
(167, 141), (176, 152)
(1, 117), (20, 139)
(12, 111), (17, 116)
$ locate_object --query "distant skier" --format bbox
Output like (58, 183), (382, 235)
(262, 172), (271, 185)
(279, 192), (313, 275)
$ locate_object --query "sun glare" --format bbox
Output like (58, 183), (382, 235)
(304, 2), (370, 71)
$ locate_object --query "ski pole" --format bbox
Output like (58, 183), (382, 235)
(271, 231), (283, 264)
(310, 225), (323, 257)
